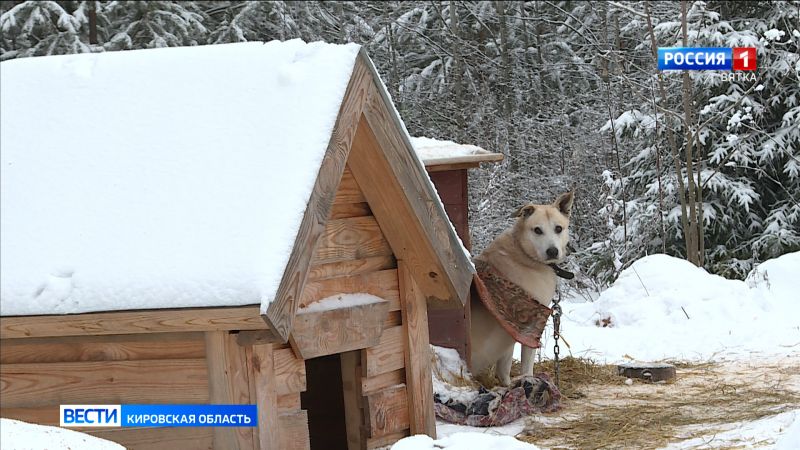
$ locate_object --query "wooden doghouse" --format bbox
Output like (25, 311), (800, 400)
(0, 41), (474, 450)
(411, 137), (503, 362)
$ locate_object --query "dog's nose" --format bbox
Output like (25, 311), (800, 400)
(546, 247), (559, 259)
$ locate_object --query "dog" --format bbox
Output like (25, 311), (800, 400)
(470, 191), (574, 386)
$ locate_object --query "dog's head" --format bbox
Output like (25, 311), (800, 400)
(512, 191), (574, 264)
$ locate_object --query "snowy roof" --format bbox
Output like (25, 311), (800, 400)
(411, 136), (503, 167)
(0, 40), (360, 317)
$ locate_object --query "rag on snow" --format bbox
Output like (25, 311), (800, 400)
(434, 375), (561, 427)
(473, 260), (552, 348)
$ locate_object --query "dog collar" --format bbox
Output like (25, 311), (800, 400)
(549, 264), (575, 280)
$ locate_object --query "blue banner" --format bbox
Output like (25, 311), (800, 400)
(658, 47), (732, 70)
(121, 404), (257, 427)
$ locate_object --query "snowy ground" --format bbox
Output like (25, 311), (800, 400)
(393, 252), (800, 449)
(0, 418), (124, 450)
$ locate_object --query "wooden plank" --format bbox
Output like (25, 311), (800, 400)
(90, 427), (214, 450)
(307, 255), (395, 283)
(330, 201), (371, 219)
(278, 410), (311, 450)
(311, 216), (393, 266)
(340, 351), (365, 450)
(0, 359), (209, 408)
(366, 430), (410, 450)
(348, 115), (470, 309)
(363, 384), (410, 438)
(292, 301), (390, 360)
(362, 326), (404, 378)
(353, 60), (475, 306)
(264, 56), (374, 342)
(334, 169), (367, 204)
(0, 406), (60, 426)
(0, 332), (205, 364)
(361, 368), (405, 395)
(277, 393), (301, 412)
(251, 344), (281, 450)
(0, 305), (269, 340)
(384, 310), (402, 328)
(205, 331), (255, 450)
(398, 262), (436, 437)
(236, 330), (276, 347)
(274, 347), (306, 395)
(300, 269), (400, 311)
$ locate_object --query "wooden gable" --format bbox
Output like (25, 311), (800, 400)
(262, 50), (475, 343)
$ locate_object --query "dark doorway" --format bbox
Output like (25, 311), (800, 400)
(301, 353), (348, 450)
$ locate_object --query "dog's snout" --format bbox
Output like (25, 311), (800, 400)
(546, 247), (559, 259)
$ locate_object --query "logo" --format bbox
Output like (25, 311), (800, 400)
(60, 404), (257, 428)
(658, 47), (756, 71)
(60, 405), (121, 427)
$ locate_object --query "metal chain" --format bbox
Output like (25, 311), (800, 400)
(552, 289), (562, 388)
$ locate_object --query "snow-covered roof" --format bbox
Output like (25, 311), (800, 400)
(0, 40), (360, 316)
(411, 136), (503, 166)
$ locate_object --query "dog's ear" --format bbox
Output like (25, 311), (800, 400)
(553, 191), (575, 217)
(512, 204), (535, 218)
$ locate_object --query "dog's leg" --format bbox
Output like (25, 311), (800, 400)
(496, 350), (514, 386)
(520, 345), (536, 376)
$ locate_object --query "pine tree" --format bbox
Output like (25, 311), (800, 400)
(0, 1), (93, 60)
(103, 1), (207, 50)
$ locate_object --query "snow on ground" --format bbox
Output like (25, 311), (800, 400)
(410, 136), (490, 161)
(662, 409), (800, 449)
(391, 431), (539, 450)
(0, 40), (360, 316)
(776, 411), (800, 449)
(0, 418), (125, 450)
(531, 252), (800, 363)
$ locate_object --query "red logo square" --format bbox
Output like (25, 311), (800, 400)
(733, 47), (757, 71)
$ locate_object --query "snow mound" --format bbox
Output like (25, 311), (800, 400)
(391, 432), (539, 450)
(745, 251), (799, 306)
(0, 40), (360, 316)
(556, 252), (800, 362)
(776, 410), (800, 450)
(0, 418), (125, 450)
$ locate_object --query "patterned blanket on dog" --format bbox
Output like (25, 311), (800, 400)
(473, 260), (552, 348)
(434, 374), (561, 427)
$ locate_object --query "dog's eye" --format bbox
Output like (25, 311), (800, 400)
(555, 226), (563, 233)
(533, 227), (543, 235)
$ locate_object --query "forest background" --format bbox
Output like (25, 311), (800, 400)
(2, 0), (797, 292)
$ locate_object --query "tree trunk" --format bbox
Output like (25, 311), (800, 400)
(449, 1), (464, 129)
(88, 1), (98, 45)
(645, 1), (692, 261)
(681, 0), (702, 266)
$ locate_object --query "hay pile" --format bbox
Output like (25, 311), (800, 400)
(515, 358), (800, 449)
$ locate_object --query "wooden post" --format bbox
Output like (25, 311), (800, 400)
(340, 351), (365, 450)
(397, 261), (436, 437)
(205, 331), (256, 450)
(251, 344), (281, 450)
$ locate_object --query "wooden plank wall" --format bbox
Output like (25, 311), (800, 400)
(426, 169), (472, 363)
(0, 333), (310, 450)
(0, 332), (216, 449)
(305, 166), (413, 450)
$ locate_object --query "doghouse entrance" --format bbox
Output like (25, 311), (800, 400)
(301, 352), (348, 450)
